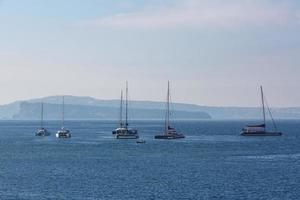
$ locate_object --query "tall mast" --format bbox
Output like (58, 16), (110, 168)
(62, 96), (65, 128)
(165, 81), (170, 134)
(125, 82), (128, 129)
(260, 86), (266, 130)
(41, 101), (44, 128)
(120, 90), (123, 127)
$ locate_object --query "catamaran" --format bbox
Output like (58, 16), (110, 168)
(56, 96), (71, 138)
(36, 101), (51, 136)
(155, 81), (185, 139)
(114, 82), (139, 139)
(241, 86), (282, 136)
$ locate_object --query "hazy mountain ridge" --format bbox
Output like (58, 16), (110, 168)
(11, 101), (211, 120)
(0, 96), (300, 120)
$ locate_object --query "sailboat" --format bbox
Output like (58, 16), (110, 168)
(56, 96), (71, 138)
(241, 86), (282, 136)
(155, 81), (185, 139)
(35, 101), (51, 136)
(114, 82), (139, 139)
(112, 90), (124, 135)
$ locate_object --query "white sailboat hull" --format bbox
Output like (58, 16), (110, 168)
(56, 129), (71, 138)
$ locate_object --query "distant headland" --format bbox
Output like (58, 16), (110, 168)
(0, 95), (299, 120)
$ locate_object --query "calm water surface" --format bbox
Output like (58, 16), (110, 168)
(0, 120), (299, 200)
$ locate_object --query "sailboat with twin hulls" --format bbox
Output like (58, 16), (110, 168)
(113, 82), (139, 139)
(241, 86), (282, 136)
(36, 101), (51, 136)
(155, 81), (185, 139)
(56, 96), (71, 138)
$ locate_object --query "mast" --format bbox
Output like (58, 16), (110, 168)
(125, 82), (128, 129)
(120, 90), (123, 127)
(165, 81), (170, 134)
(260, 86), (266, 130)
(62, 96), (65, 128)
(41, 101), (44, 128)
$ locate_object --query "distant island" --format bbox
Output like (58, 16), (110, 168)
(0, 95), (299, 120)
(0, 96), (211, 120)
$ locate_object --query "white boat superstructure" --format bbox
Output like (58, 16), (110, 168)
(116, 129), (138, 139)
(56, 127), (71, 138)
(36, 101), (50, 136)
(56, 96), (71, 138)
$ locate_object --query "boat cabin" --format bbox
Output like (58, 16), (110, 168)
(242, 124), (265, 133)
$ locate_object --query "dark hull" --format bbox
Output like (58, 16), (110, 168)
(154, 134), (185, 139)
(35, 133), (51, 137)
(56, 135), (72, 138)
(35, 132), (51, 137)
(241, 131), (282, 136)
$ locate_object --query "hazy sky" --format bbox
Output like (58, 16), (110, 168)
(0, 0), (299, 107)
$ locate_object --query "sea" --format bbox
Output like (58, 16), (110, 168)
(0, 120), (299, 200)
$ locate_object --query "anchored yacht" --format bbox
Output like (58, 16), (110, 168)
(56, 96), (71, 138)
(155, 81), (185, 140)
(114, 82), (139, 139)
(36, 101), (51, 136)
(241, 86), (282, 136)
(112, 90), (125, 135)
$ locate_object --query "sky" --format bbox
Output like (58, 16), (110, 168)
(0, 0), (300, 107)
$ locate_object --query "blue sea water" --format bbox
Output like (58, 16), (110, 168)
(0, 120), (299, 200)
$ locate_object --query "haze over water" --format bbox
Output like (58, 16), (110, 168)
(0, 0), (300, 107)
